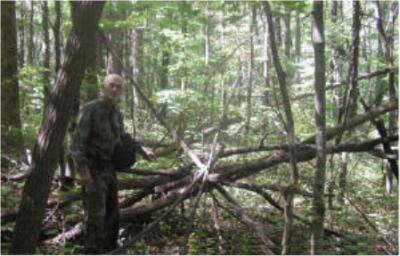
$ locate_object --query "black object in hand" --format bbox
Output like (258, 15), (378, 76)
(113, 133), (136, 170)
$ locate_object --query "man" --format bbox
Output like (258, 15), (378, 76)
(70, 74), (154, 254)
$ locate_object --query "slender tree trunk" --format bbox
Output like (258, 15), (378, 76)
(10, 2), (105, 254)
(327, 0), (339, 220)
(131, 28), (144, 135)
(1, 1), (23, 157)
(263, 23), (270, 108)
(374, 2), (400, 185)
(336, 0), (361, 144)
(17, 1), (26, 68)
(294, 10), (301, 62)
(375, 1), (397, 138)
(27, 1), (34, 66)
(284, 6), (292, 58)
(245, 6), (256, 133)
(275, 8), (282, 48)
(262, 2), (298, 254)
(294, 10), (301, 84)
(42, 1), (50, 104)
(204, 1), (210, 66)
(310, 1), (326, 254)
(337, 152), (348, 204)
(54, 1), (61, 73)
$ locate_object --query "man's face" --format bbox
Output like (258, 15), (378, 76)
(103, 76), (123, 105)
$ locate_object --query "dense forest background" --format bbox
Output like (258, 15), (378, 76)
(1, 0), (398, 255)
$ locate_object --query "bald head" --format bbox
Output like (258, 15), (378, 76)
(101, 74), (123, 105)
(103, 74), (123, 88)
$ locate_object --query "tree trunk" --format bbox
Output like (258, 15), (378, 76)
(54, 1), (61, 73)
(294, 10), (301, 62)
(336, 0), (361, 144)
(27, 1), (34, 66)
(274, 7), (282, 48)
(374, 1), (397, 138)
(310, 1), (326, 254)
(42, 1), (50, 105)
(131, 28), (144, 134)
(327, 0), (339, 223)
(263, 23), (270, 109)
(262, 2), (298, 254)
(284, 6), (292, 58)
(337, 152), (348, 204)
(17, 1), (26, 67)
(1, 1), (23, 157)
(10, 2), (105, 254)
(245, 6), (256, 133)
(294, 10), (301, 84)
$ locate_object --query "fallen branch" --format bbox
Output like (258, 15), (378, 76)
(291, 67), (397, 101)
(1, 172), (30, 182)
(207, 136), (398, 184)
(343, 194), (395, 254)
(43, 223), (82, 245)
(216, 185), (278, 255)
(360, 97), (398, 179)
(223, 181), (342, 238)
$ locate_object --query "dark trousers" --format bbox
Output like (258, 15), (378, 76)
(82, 164), (119, 254)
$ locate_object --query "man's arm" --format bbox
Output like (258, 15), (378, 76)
(69, 106), (93, 184)
(117, 111), (155, 161)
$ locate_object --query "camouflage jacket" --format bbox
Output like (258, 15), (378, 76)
(69, 99), (140, 175)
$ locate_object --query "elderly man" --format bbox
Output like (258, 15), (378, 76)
(70, 74), (154, 254)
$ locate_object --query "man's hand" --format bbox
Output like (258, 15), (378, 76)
(80, 173), (93, 186)
(142, 146), (156, 161)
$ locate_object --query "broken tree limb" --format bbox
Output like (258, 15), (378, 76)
(208, 136), (398, 185)
(216, 185), (278, 255)
(343, 193), (395, 254)
(180, 134), (222, 254)
(116, 136), (398, 220)
(43, 223), (82, 245)
(304, 101), (397, 144)
(110, 171), (206, 254)
(360, 97), (398, 179)
(219, 101), (397, 158)
(291, 67), (397, 101)
(223, 181), (342, 238)
(119, 167), (189, 178)
(211, 196), (226, 254)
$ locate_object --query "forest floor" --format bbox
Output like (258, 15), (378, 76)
(2, 203), (394, 255)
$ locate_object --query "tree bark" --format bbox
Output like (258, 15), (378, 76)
(375, 1), (397, 138)
(245, 6), (256, 133)
(310, 1), (326, 254)
(337, 152), (348, 204)
(294, 10), (301, 84)
(262, 2), (298, 254)
(54, 1), (61, 73)
(1, 1), (23, 157)
(42, 1), (50, 105)
(130, 28), (144, 134)
(294, 10), (301, 62)
(17, 1), (26, 67)
(263, 23), (270, 108)
(10, 2), (105, 254)
(27, 1), (34, 65)
(284, 6), (292, 58)
(336, 0), (361, 144)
